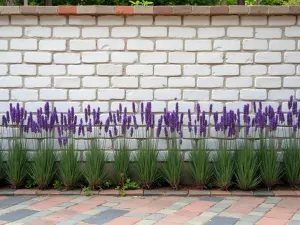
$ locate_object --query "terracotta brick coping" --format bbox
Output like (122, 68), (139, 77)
(2, 188), (300, 197)
(1, 5), (300, 15)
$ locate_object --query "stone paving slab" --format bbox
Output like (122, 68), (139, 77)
(0, 195), (298, 224)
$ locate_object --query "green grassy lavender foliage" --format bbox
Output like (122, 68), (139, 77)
(31, 139), (57, 189)
(235, 139), (261, 190)
(113, 139), (130, 185)
(84, 139), (107, 190)
(189, 139), (212, 189)
(59, 143), (82, 190)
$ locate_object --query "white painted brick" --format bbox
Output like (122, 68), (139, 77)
(53, 27), (80, 38)
(183, 90), (209, 101)
(169, 77), (195, 88)
(0, 89), (8, 100)
(227, 27), (253, 37)
(126, 90), (153, 101)
(98, 89), (125, 100)
(212, 90), (239, 101)
(54, 53), (80, 64)
(241, 65), (267, 76)
(255, 77), (281, 88)
(127, 39), (154, 51)
(0, 16), (9, 25)
(226, 77), (252, 88)
(226, 102), (251, 112)
(212, 65), (239, 76)
(69, 16), (95, 25)
(240, 89), (267, 100)
(82, 77), (109, 88)
(156, 40), (183, 51)
(214, 40), (240, 51)
(0, 27), (22, 38)
(111, 27), (138, 37)
(140, 52), (167, 64)
(168, 101), (194, 113)
(40, 89), (67, 100)
(154, 89), (181, 100)
(197, 77), (223, 88)
(297, 90), (300, 100)
(284, 52), (300, 63)
(68, 65), (95, 76)
(24, 27), (51, 38)
(39, 65), (66, 76)
(241, 16), (267, 25)
(97, 39), (125, 50)
(97, 64), (122, 76)
(269, 90), (295, 100)
(110, 102), (137, 113)
(82, 27), (109, 38)
(111, 52), (138, 63)
(98, 16), (124, 25)
(198, 27), (225, 38)
(185, 40), (212, 51)
(126, 65), (153, 76)
(269, 16), (296, 26)
(0, 40), (7, 50)
(82, 102), (109, 112)
(11, 89), (38, 101)
(69, 90), (96, 100)
(0, 52), (21, 63)
(197, 52), (223, 63)
(25, 77), (51, 88)
(255, 28), (282, 38)
(148, 101), (166, 112)
(212, 16), (239, 26)
(54, 77), (80, 88)
(0, 77), (22, 87)
(70, 40), (96, 51)
(126, 16), (153, 25)
(39, 40), (66, 51)
(40, 16), (66, 25)
(155, 16), (181, 25)
(284, 77), (300, 88)
(243, 39), (268, 50)
(82, 52), (109, 63)
(11, 15), (37, 25)
(169, 52), (195, 64)
(183, 65), (210, 76)
(226, 53), (253, 64)
(111, 77), (138, 88)
(140, 27), (167, 37)
(0, 102), (19, 113)
(183, 16), (209, 26)
(154, 65), (181, 76)
(10, 39), (37, 50)
(140, 77), (167, 88)
(0, 65), (8, 75)
(10, 64), (36, 76)
(268, 64), (295, 76)
(169, 27), (196, 38)
(24, 52), (52, 64)
(285, 26), (300, 37)
(255, 52), (282, 63)
(54, 102), (80, 113)
(269, 40), (295, 50)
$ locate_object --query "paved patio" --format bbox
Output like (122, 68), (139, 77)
(0, 195), (299, 225)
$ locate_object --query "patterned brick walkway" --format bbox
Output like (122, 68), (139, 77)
(0, 196), (299, 225)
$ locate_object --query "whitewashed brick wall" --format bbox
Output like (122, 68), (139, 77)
(0, 15), (300, 151)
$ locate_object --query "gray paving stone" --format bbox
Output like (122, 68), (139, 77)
(84, 209), (129, 225)
(0, 197), (34, 209)
(204, 216), (238, 225)
(59, 202), (77, 207)
(288, 221), (300, 225)
(168, 204), (185, 210)
(57, 220), (78, 225)
(264, 197), (282, 204)
(145, 213), (166, 221)
(235, 222), (254, 225)
(208, 217), (239, 225)
(241, 215), (262, 223)
(124, 211), (149, 218)
(201, 196), (224, 202)
(71, 213), (93, 221)
(253, 191), (274, 197)
(0, 209), (38, 222)
(254, 207), (270, 213)
(207, 207), (226, 213)
(60, 190), (81, 195)
(0, 189), (15, 196)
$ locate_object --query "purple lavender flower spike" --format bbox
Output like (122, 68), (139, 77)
(124, 107), (127, 118)
(93, 109), (96, 124)
(24, 110), (27, 120)
(116, 110), (120, 123)
(293, 101), (298, 115)
(214, 112), (218, 125)
(133, 115), (138, 129)
(113, 113), (117, 125)
(121, 116), (127, 135)
(6, 111), (10, 123)
(87, 104), (91, 116)
(63, 137), (68, 146)
(105, 118), (110, 133)
(287, 112), (293, 126)
(132, 102), (136, 114)
(298, 110), (300, 128)
(97, 107), (100, 122)
(164, 127), (168, 138)
(180, 113), (184, 126)
(58, 136), (62, 147)
(288, 95), (293, 110)
(130, 127), (134, 137)
(141, 102), (144, 124)
(188, 121), (192, 132)
(196, 103), (200, 121)
(194, 120), (197, 135)
(127, 115), (132, 129)
(44, 102), (50, 117)
(119, 103), (122, 115)
(188, 109), (191, 122)
(114, 126), (118, 136)
(157, 119), (162, 137)
(293, 124), (297, 132)
(58, 124), (62, 136)
(109, 111), (113, 121)
(99, 121), (103, 131)
(84, 108), (88, 123)
(175, 102), (179, 116)
(253, 101), (257, 113)
(209, 104), (213, 115)
(71, 107), (74, 121)
(88, 119), (92, 133)
(151, 113), (155, 129)
(109, 130), (112, 138)
(246, 124), (250, 136)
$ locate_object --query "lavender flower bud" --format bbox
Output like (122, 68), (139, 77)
(116, 110), (120, 123)
(6, 111), (10, 123)
(113, 113), (117, 125)
(109, 111), (113, 121)
(133, 115), (138, 129)
(209, 104), (213, 115)
(293, 101), (298, 115)
(287, 112), (293, 126)
(119, 103), (122, 115)
(253, 101), (257, 113)
(196, 103), (200, 122)
(194, 120), (197, 135)
(156, 119), (162, 137)
(132, 102), (136, 114)
(44, 102), (50, 117)
(175, 102), (179, 116)
(293, 124), (297, 132)
(84, 108), (88, 123)
(288, 95), (293, 110)
(114, 126), (118, 136)
(58, 136), (62, 147)
(188, 109), (191, 122)
(141, 102), (144, 124)
(130, 127), (134, 137)
(87, 104), (91, 116)
(105, 118), (110, 133)
(164, 127), (168, 138)
(109, 130), (112, 138)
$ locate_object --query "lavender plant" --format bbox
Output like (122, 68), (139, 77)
(135, 102), (160, 189)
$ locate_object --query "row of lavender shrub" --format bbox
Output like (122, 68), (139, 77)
(0, 96), (300, 191)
